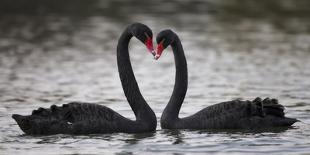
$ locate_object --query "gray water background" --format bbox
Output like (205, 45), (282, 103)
(0, 0), (310, 154)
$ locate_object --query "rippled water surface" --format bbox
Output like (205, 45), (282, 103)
(1, 1), (310, 154)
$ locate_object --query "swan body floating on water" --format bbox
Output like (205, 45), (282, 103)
(154, 30), (299, 130)
(12, 23), (157, 135)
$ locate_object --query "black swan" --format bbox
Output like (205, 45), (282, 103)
(12, 23), (157, 135)
(154, 30), (299, 130)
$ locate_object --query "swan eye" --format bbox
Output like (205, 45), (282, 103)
(144, 32), (150, 39)
(160, 39), (165, 44)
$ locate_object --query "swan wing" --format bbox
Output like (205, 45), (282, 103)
(12, 102), (126, 134)
(186, 97), (298, 129)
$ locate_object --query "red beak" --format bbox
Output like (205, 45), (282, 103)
(155, 41), (164, 60)
(145, 37), (155, 56)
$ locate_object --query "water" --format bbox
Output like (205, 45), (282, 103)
(1, 0), (310, 154)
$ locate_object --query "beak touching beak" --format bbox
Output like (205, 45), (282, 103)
(145, 37), (155, 56)
(154, 41), (164, 60)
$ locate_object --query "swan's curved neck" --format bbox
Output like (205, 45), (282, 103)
(161, 35), (188, 123)
(117, 28), (156, 125)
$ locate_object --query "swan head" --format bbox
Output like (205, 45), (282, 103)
(155, 29), (175, 60)
(130, 23), (155, 56)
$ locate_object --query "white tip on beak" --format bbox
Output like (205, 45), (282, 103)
(154, 54), (160, 60)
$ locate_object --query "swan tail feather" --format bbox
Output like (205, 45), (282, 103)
(12, 104), (75, 135)
(12, 114), (33, 134)
(279, 117), (299, 126)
